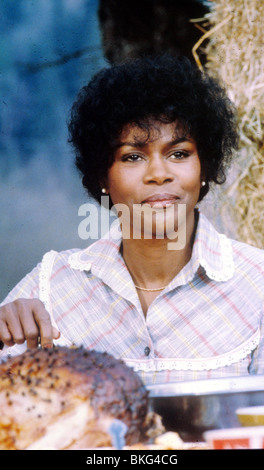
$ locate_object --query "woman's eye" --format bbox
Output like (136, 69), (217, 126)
(123, 154), (143, 162)
(170, 151), (188, 160)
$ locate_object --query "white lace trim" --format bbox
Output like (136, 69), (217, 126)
(68, 251), (92, 271)
(200, 234), (234, 282)
(39, 250), (72, 347)
(39, 250), (57, 312)
(123, 330), (260, 372)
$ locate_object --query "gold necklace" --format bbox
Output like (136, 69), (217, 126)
(134, 285), (167, 292)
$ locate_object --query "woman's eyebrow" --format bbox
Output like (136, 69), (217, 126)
(167, 136), (193, 146)
(116, 136), (192, 149)
(116, 140), (147, 149)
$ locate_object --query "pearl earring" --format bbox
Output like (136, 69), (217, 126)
(201, 181), (206, 187)
(101, 188), (107, 194)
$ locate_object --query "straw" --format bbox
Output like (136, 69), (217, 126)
(192, 0), (264, 248)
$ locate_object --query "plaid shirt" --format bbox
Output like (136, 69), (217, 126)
(1, 211), (264, 386)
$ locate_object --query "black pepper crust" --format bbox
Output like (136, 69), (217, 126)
(0, 346), (149, 445)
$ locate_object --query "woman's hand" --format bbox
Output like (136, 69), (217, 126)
(0, 298), (60, 350)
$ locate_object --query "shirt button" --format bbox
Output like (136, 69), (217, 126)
(144, 346), (151, 356)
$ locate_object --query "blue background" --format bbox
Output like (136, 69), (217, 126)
(0, 0), (107, 300)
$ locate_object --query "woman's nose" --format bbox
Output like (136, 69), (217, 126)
(143, 156), (174, 184)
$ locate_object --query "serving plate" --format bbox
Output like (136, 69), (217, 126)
(147, 375), (264, 441)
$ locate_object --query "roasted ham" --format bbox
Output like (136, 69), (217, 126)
(0, 346), (150, 449)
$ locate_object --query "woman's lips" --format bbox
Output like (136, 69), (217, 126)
(141, 194), (180, 208)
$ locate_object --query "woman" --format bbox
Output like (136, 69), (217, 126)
(1, 55), (264, 385)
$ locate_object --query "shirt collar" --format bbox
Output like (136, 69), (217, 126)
(68, 210), (234, 288)
(68, 219), (123, 274)
(190, 210), (234, 282)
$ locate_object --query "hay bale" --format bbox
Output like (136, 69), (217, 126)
(193, 0), (264, 247)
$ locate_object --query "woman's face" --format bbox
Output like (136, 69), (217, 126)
(105, 121), (203, 240)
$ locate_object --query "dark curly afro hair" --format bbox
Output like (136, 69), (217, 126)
(68, 54), (238, 205)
